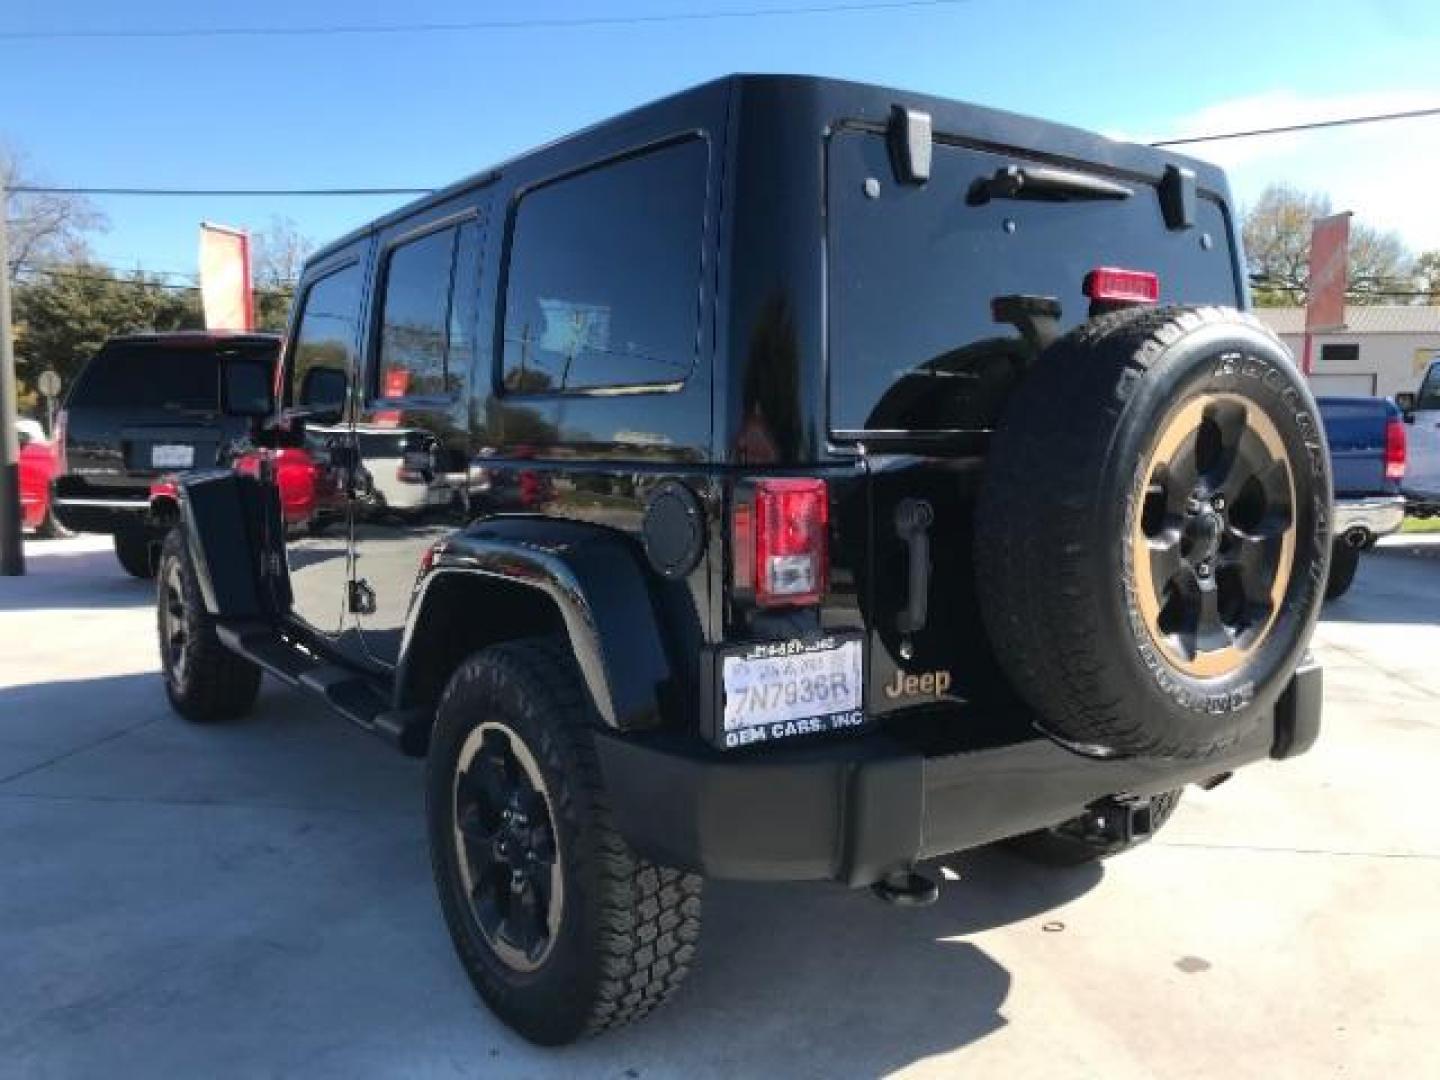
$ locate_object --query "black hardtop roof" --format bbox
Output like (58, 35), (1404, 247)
(306, 73), (1228, 266)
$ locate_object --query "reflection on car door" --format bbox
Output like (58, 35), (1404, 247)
(281, 252), (368, 640)
(351, 213), (482, 665)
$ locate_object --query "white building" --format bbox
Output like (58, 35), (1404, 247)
(1253, 306), (1440, 399)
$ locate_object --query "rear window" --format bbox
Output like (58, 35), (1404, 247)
(827, 132), (1241, 434)
(71, 340), (276, 413)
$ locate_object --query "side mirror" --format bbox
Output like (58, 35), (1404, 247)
(297, 366), (349, 424)
(220, 354), (275, 418)
(1395, 391), (1416, 422)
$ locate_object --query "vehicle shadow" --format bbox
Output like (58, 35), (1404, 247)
(570, 850), (1102, 1074)
(0, 545), (152, 613)
(0, 663), (1102, 1077)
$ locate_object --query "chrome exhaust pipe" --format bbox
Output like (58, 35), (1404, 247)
(1343, 527), (1370, 550)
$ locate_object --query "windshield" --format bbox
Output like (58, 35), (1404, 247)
(69, 339), (276, 414)
(827, 131), (1242, 434)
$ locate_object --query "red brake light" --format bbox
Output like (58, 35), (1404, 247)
(1385, 416), (1407, 482)
(1084, 267), (1160, 305)
(736, 478), (829, 607)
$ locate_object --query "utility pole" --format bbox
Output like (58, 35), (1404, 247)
(0, 179), (25, 575)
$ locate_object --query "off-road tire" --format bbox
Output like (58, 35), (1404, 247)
(1324, 539), (1360, 601)
(427, 638), (702, 1045)
(975, 306), (1331, 759)
(155, 529), (262, 722)
(115, 528), (158, 579)
(1004, 790), (1182, 866)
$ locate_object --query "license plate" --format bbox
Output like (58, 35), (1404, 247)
(720, 636), (866, 749)
(151, 444), (194, 468)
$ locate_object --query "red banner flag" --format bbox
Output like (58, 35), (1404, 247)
(1306, 212), (1350, 334)
(198, 223), (254, 331)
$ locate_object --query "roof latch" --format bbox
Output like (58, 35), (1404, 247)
(887, 105), (932, 185)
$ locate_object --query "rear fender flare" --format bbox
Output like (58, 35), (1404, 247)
(396, 522), (673, 731)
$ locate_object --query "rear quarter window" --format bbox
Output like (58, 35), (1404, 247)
(499, 137), (708, 395)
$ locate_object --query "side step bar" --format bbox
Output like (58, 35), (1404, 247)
(216, 621), (430, 756)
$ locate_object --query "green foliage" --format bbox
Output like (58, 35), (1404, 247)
(11, 266), (202, 397)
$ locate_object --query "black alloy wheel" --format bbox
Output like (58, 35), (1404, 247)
(452, 721), (564, 973)
(1133, 392), (1298, 678)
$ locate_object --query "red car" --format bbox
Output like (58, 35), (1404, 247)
(150, 445), (340, 533)
(18, 419), (62, 536)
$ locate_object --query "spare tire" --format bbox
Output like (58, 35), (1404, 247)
(975, 306), (1331, 759)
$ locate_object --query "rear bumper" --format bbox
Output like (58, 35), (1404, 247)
(49, 494), (154, 535)
(1333, 495), (1406, 541)
(597, 659), (1322, 887)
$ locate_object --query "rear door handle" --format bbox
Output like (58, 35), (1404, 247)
(895, 498), (934, 635)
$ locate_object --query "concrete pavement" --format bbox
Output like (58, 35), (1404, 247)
(2, 534), (1437, 1078)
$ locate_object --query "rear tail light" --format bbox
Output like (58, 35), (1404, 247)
(53, 409), (68, 476)
(733, 478), (830, 607)
(1385, 416), (1407, 482)
(1084, 267), (1160, 306)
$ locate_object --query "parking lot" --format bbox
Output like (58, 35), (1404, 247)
(2, 533), (1437, 1079)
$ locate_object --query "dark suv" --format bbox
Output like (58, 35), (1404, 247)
(52, 331), (281, 576)
(159, 76), (1329, 1044)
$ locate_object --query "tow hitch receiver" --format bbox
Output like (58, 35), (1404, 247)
(1082, 795), (1157, 844)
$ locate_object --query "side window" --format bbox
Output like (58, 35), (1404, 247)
(1419, 364), (1440, 411)
(501, 137), (707, 394)
(376, 225), (459, 399)
(289, 262), (364, 408)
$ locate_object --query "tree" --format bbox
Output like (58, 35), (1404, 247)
(11, 266), (202, 398)
(1413, 250), (1440, 303)
(1242, 183), (1413, 307)
(249, 216), (314, 331)
(2, 145), (106, 279)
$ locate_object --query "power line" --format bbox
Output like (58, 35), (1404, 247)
(16, 266), (295, 295)
(1151, 106), (1440, 147)
(0, 0), (970, 41)
(12, 105), (1440, 200)
(9, 185), (430, 197)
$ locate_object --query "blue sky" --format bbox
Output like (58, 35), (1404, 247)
(4, 0), (1440, 280)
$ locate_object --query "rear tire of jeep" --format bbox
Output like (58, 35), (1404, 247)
(1003, 790), (1182, 866)
(426, 638), (703, 1045)
(1324, 539), (1360, 601)
(115, 528), (157, 579)
(975, 306), (1331, 759)
(155, 529), (262, 723)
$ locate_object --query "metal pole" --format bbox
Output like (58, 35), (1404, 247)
(0, 180), (25, 575)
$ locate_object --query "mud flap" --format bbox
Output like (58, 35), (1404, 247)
(177, 469), (289, 619)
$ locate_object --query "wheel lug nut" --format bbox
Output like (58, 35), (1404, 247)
(1211, 495), (1226, 511)
(1197, 562), (1212, 579)
(1186, 497), (1202, 513)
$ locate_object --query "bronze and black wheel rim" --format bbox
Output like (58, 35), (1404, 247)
(1132, 392), (1297, 678)
(160, 558), (190, 691)
(452, 721), (564, 973)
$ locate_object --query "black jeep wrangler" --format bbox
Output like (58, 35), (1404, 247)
(158, 76), (1328, 1044)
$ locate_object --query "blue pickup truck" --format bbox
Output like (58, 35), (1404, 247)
(1318, 396), (1408, 599)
